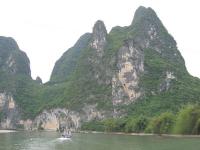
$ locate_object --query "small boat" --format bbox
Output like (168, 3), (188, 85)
(59, 130), (72, 140)
(61, 133), (72, 138)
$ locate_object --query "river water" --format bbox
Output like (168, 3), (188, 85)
(0, 131), (200, 150)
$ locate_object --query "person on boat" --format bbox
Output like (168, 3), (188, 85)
(67, 129), (72, 137)
(61, 129), (67, 138)
(61, 129), (72, 138)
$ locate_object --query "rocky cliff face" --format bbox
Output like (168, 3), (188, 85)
(1, 6), (200, 130)
(88, 20), (112, 85)
(90, 20), (107, 57)
(48, 6), (190, 121)
(0, 93), (20, 129)
(0, 36), (31, 76)
(112, 39), (144, 106)
(111, 6), (182, 106)
(20, 104), (105, 131)
(0, 36), (40, 129)
(50, 33), (92, 82)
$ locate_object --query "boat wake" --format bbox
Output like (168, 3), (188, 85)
(57, 137), (72, 142)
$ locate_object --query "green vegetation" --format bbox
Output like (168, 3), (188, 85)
(50, 33), (92, 82)
(81, 104), (200, 135)
(1, 6), (200, 136)
(81, 120), (105, 132)
(173, 104), (200, 134)
(14, 6), (200, 122)
(125, 115), (148, 133)
(145, 112), (175, 134)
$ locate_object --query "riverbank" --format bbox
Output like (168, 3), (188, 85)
(79, 130), (200, 138)
(0, 130), (16, 133)
(1, 129), (200, 138)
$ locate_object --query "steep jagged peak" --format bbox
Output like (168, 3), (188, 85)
(131, 6), (161, 33)
(131, 6), (158, 25)
(36, 76), (42, 84)
(90, 20), (107, 56)
(92, 20), (107, 37)
(128, 6), (184, 67)
(0, 36), (31, 76)
(50, 33), (92, 82)
(0, 36), (19, 52)
(73, 33), (91, 49)
(130, 6), (177, 49)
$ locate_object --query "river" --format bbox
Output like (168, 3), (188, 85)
(0, 131), (199, 150)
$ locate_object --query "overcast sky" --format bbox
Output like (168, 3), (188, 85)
(0, 0), (199, 82)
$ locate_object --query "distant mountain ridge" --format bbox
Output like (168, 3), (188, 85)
(0, 6), (200, 130)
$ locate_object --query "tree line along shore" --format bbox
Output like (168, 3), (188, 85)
(81, 104), (200, 135)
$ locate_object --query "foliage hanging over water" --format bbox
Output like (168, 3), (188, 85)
(173, 104), (200, 134)
(81, 104), (200, 135)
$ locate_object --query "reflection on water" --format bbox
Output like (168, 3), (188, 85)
(0, 131), (200, 150)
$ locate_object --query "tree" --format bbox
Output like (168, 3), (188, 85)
(145, 112), (175, 134)
(173, 104), (200, 134)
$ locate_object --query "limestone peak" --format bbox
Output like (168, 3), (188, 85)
(90, 20), (107, 55)
(131, 6), (158, 26)
(92, 20), (107, 35)
(0, 36), (19, 52)
(36, 76), (43, 84)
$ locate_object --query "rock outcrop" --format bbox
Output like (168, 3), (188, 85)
(0, 36), (31, 76)
(50, 33), (92, 82)
(0, 36), (40, 129)
(36, 76), (43, 84)
(90, 20), (107, 57)
(1, 6), (200, 130)
(112, 39), (144, 106)
(19, 104), (105, 131)
(47, 6), (192, 122)
(0, 93), (20, 129)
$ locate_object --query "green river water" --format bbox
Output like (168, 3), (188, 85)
(0, 131), (200, 150)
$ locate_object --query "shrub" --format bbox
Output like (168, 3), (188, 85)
(173, 104), (200, 134)
(103, 119), (117, 132)
(81, 120), (105, 132)
(125, 118), (135, 133)
(145, 112), (175, 134)
(114, 118), (127, 132)
(133, 115), (149, 133)
(125, 115), (149, 133)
